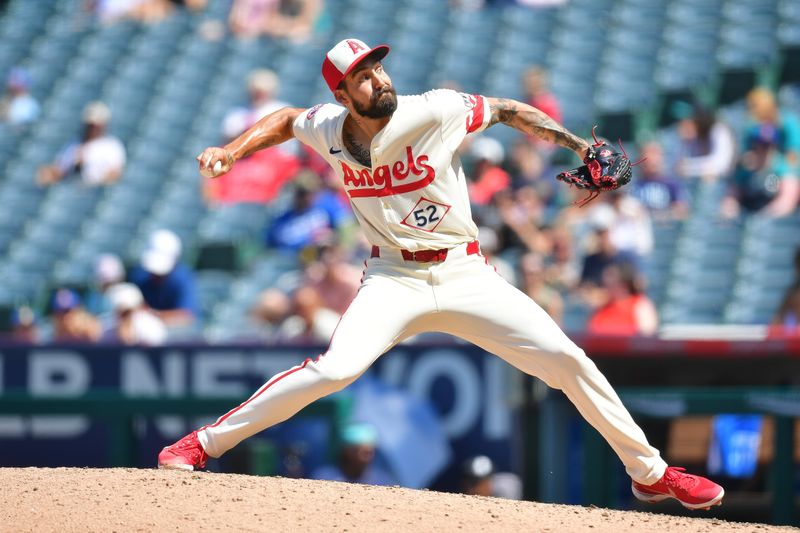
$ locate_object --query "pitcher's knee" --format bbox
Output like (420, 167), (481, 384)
(312, 357), (362, 392)
(549, 346), (597, 381)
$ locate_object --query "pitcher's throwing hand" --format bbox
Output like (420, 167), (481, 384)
(197, 147), (234, 178)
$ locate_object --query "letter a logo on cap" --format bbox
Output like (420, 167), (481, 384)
(321, 38), (391, 93)
(347, 40), (366, 54)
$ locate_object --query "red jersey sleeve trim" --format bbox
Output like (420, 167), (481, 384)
(466, 95), (489, 134)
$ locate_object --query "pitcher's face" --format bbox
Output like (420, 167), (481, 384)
(336, 57), (397, 119)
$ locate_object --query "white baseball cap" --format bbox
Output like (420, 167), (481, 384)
(108, 283), (144, 312)
(82, 101), (111, 125)
(95, 253), (125, 285)
(141, 229), (181, 275)
(322, 38), (390, 92)
(470, 137), (505, 165)
(247, 68), (279, 94)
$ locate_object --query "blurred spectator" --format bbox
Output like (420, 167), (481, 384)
(508, 139), (558, 203)
(492, 188), (549, 254)
(587, 263), (658, 336)
(477, 226), (516, 283)
(250, 288), (297, 339)
(674, 102), (736, 182)
(222, 69), (286, 141)
(49, 289), (102, 343)
(526, 0), (567, 4)
(543, 226), (580, 292)
(37, 101), (126, 187)
(205, 69), (301, 206)
(101, 283), (167, 345)
(229, 0), (322, 42)
(519, 252), (563, 325)
(253, 241), (360, 344)
(460, 455), (523, 500)
(10, 306), (39, 344)
(302, 243), (360, 315)
(228, 0), (271, 38)
(467, 137), (510, 206)
(90, 0), (206, 25)
(265, 178), (343, 252)
(522, 66), (561, 123)
(588, 193), (653, 260)
(521, 66), (561, 151)
(461, 455), (493, 496)
(772, 247), (800, 332)
(631, 142), (690, 220)
(0, 67), (39, 128)
(311, 423), (395, 486)
(579, 212), (639, 292)
(449, 0), (485, 9)
(129, 229), (199, 327)
(85, 253), (126, 320)
(284, 285), (340, 343)
(721, 88), (800, 219)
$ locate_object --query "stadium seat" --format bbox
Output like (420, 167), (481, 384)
(196, 270), (236, 320)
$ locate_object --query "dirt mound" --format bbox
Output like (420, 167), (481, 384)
(0, 468), (793, 532)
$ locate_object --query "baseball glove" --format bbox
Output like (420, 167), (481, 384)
(556, 127), (636, 206)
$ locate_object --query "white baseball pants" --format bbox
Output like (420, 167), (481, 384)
(198, 242), (667, 484)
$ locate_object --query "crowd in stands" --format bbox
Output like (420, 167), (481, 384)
(6, 228), (191, 345)
(228, 0), (322, 42)
(88, 0), (207, 25)
(4, 63), (800, 344)
(2, 0), (800, 345)
(237, 74), (800, 340)
(86, 0), (324, 43)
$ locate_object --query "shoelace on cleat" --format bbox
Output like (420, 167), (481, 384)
(172, 438), (196, 451)
(663, 467), (700, 491)
(169, 433), (202, 455)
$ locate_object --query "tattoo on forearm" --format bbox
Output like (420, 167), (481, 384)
(489, 98), (587, 154)
(344, 131), (372, 167)
(489, 98), (519, 126)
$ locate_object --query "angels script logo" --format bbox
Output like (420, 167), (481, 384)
(339, 146), (435, 198)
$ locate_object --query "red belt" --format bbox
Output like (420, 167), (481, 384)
(370, 240), (480, 263)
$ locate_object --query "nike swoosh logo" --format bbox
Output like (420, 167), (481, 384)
(329, 147), (342, 155)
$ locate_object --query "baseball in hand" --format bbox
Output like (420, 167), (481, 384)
(200, 160), (223, 178)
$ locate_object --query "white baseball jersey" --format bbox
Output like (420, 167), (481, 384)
(292, 89), (491, 251)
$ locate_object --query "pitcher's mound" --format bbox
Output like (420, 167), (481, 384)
(0, 468), (792, 532)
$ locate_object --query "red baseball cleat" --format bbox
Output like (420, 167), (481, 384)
(631, 467), (724, 510)
(158, 431), (208, 471)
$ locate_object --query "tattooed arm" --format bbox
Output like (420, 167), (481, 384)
(197, 107), (304, 177)
(486, 97), (590, 160)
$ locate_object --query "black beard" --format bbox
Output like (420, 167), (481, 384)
(353, 87), (397, 118)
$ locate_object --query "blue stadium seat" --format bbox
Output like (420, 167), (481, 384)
(196, 270), (236, 319)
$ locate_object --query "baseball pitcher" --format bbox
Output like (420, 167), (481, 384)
(159, 39), (723, 510)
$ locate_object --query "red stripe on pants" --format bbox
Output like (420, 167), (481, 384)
(206, 358), (312, 428)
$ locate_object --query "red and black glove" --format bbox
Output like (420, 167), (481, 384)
(556, 128), (634, 205)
